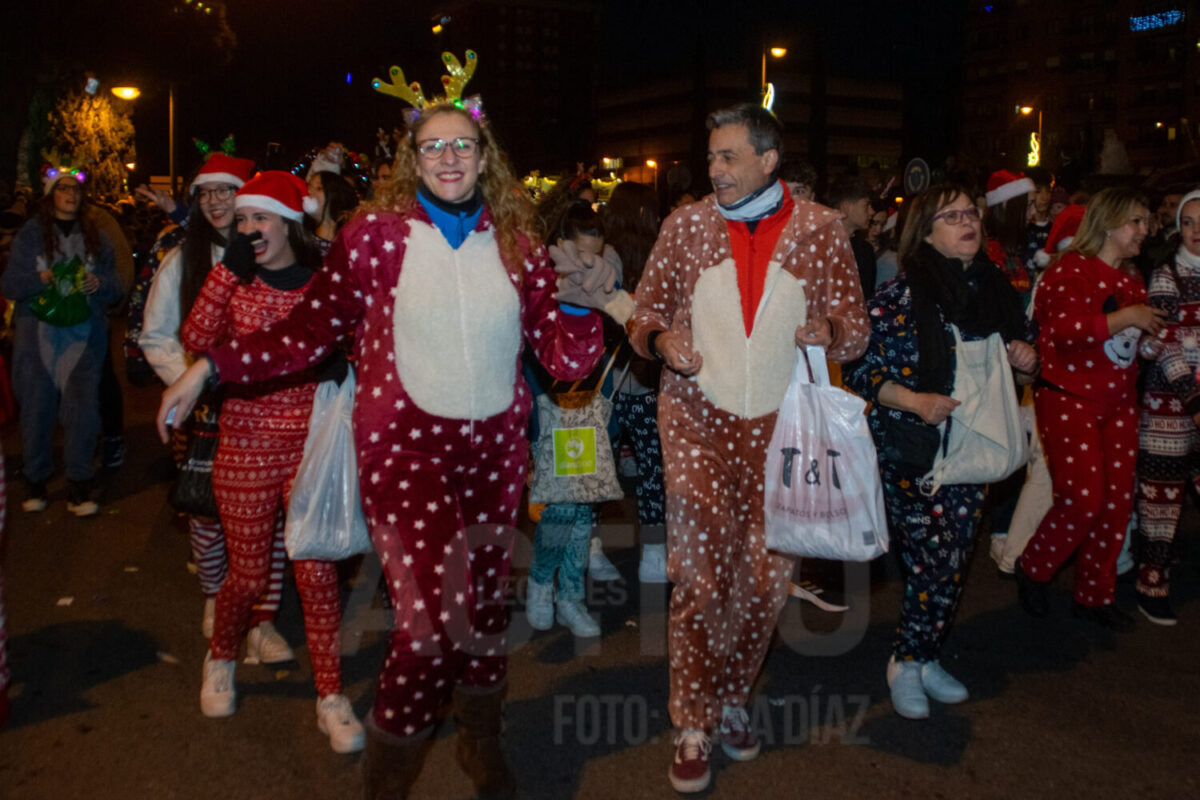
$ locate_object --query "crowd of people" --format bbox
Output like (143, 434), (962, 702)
(0, 54), (1196, 796)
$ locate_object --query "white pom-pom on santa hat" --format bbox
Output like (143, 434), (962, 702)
(303, 196), (321, 217)
(235, 170), (311, 221)
(986, 169), (1035, 207)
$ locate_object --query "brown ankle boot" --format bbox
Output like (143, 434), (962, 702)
(361, 714), (432, 800)
(452, 683), (516, 800)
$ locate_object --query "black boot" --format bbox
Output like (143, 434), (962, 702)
(452, 683), (516, 800)
(361, 714), (431, 800)
(1015, 560), (1049, 618)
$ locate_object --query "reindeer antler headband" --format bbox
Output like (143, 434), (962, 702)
(372, 50), (485, 128)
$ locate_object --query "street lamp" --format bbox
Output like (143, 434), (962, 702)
(1019, 105), (1043, 167)
(761, 46), (787, 110)
(112, 83), (179, 194)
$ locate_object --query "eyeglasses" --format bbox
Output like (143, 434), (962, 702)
(931, 206), (982, 226)
(53, 182), (83, 194)
(416, 137), (480, 160)
(195, 185), (237, 202)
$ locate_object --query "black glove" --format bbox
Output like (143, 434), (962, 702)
(223, 232), (261, 283)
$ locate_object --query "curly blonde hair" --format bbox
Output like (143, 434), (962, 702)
(369, 105), (540, 271)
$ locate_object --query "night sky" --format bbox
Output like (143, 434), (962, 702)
(0, 0), (960, 184)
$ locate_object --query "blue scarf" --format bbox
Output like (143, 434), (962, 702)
(715, 179), (785, 222)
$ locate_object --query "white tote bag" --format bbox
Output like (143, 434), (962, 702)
(919, 327), (1028, 495)
(285, 369), (373, 561)
(764, 346), (889, 562)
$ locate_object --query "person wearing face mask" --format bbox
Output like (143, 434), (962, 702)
(139, 155), (295, 660)
(178, 171), (363, 754)
(2, 164), (121, 515)
(847, 185), (1037, 721)
(1016, 187), (1166, 632)
(1132, 188), (1200, 626)
(158, 52), (613, 798)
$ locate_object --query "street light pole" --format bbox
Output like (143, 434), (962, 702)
(169, 84), (176, 195)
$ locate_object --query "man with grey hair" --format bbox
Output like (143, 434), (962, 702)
(628, 103), (869, 794)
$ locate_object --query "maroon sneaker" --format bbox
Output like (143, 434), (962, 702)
(669, 729), (712, 794)
(718, 706), (761, 761)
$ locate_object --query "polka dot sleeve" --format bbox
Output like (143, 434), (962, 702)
(522, 239), (605, 382)
(1035, 273), (1111, 352)
(628, 210), (687, 359)
(787, 218), (870, 363)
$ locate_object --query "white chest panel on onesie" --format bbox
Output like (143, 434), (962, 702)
(393, 222), (522, 420)
(690, 256), (807, 418)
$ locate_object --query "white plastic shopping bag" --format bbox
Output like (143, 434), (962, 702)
(764, 346), (888, 561)
(919, 328), (1027, 496)
(285, 369), (372, 561)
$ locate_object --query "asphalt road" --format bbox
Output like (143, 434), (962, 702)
(1, 368), (1198, 800)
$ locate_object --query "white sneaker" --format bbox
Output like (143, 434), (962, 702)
(200, 653), (236, 718)
(67, 498), (99, 517)
(526, 578), (554, 630)
(244, 621), (294, 664)
(588, 537), (621, 581)
(638, 544), (668, 584)
(66, 482), (99, 517)
(556, 599), (600, 637)
(201, 597), (216, 639)
(22, 497), (47, 513)
(316, 694), (365, 753)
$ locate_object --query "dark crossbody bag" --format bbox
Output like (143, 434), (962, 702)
(877, 412), (947, 477)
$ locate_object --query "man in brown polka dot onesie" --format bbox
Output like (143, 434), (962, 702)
(628, 103), (869, 794)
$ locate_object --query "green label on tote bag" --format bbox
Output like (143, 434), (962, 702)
(553, 427), (597, 476)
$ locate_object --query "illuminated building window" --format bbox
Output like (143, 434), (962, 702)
(1129, 11), (1184, 31)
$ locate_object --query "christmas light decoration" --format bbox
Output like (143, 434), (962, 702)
(1129, 10), (1184, 31)
(372, 50), (484, 127)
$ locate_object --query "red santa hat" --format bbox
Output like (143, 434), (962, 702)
(235, 170), (319, 221)
(883, 208), (899, 233)
(1034, 203), (1086, 267)
(986, 169), (1035, 207)
(190, 153), (256, 194)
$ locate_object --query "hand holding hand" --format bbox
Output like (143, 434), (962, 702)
(654, 329), (703, 376)
(551, 239), (620, 309)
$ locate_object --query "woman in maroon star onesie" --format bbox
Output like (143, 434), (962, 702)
(159, 104), (611, 798)
(1016, 187), (1166, 631)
